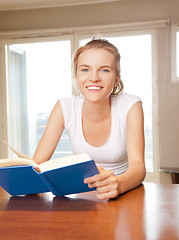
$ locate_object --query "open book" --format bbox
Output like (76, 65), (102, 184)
(0, 141), (99, 196)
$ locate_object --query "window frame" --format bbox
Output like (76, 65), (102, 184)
(171, 24), (179, 83)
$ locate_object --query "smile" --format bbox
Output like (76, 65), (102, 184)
(86, 86), (103, 90)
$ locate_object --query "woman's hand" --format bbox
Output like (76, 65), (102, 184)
(84, 166), (120, 200)
(33, 164), (41, 173)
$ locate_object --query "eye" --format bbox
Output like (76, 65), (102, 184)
(101, 68), (109, 73)
(81, 68), (89, 72)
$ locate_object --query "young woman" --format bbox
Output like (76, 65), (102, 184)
(33, 39), (146, 200)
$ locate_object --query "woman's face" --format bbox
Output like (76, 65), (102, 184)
(76, 48), (119, 104)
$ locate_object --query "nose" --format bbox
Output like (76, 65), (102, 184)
(90, 70), (100, 82)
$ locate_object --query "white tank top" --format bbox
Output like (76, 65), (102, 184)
(59, 93), (141, 175)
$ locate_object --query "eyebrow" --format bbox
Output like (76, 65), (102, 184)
(78, 64), (89, 68)
(100, 65), (113, 69)
(78, 64), (113, 69)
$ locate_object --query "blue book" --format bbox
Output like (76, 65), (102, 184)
(0, 154), (99, 196)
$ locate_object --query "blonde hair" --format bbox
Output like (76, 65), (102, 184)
(73, 38), (124, 95)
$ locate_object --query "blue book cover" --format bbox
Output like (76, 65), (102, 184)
(0, 154), (99, 196)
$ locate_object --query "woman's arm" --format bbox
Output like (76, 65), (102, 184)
(84, 101), (146, 200)
(117, 101), (146, 193)
(33, 101), (64, 164)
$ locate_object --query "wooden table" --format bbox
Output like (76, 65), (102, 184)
(0, 183), (179, 240)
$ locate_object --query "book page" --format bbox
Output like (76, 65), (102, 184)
(39, 153), (91, 172)
(0, 158), (37, 168)
(3, 141), (32, 160)
(1, 141), (91, 173)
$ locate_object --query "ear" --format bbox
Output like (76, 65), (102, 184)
(114, 76), (120, 87)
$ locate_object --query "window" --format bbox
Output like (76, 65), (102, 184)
(5, 39), (73, 158)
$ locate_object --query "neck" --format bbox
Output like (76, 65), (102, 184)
(82, 97), (111, 122)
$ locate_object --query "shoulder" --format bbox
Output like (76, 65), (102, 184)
(59, 96), (84, 117)
(59, 96), (84, 107)
(111, 93), (141, 110)
(111, 93), (142, 120)
(111, 93), (141, 104)
(58, 96), (84, 128)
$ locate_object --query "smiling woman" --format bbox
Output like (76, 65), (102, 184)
(79, 35), (153, 171)
(76, 48), (119, 103)
(33, 38), (146, 200)
(73, 39), (124, 96)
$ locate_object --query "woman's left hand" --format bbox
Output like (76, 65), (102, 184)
(84, 166), (120, 200)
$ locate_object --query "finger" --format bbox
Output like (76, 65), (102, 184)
(88, 175), (118, 191)
(84, 170), (113, 184)
(97, 166), (105, 173)
(84, 167), (105, 183)
(33, 165), (41, 173)
(88, 176), (113, 188)
(96, 191), (119, 200)
(96, 189), (119, 200)
(97, 180), (119, 192)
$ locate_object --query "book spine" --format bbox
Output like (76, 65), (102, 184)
(39, 172), (63, 196)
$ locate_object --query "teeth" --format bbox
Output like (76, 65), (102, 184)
(87, 86), (101, 90)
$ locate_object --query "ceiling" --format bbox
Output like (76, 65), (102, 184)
(0, 0), (128, 11)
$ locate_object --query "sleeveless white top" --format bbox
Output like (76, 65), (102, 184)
(59, 93), (141, 175)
